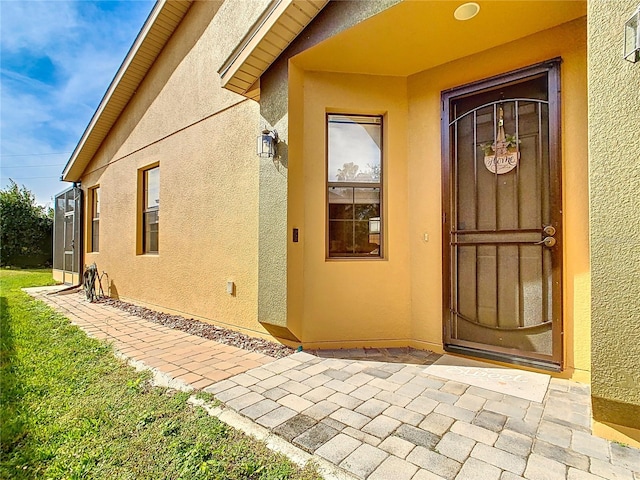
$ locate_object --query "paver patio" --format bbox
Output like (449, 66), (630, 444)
(28, 286), (640, 480)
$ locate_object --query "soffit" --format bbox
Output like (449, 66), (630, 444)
(291, 0), (587, 76)
(62, 0), (192, 182)
(218, 0), (329, 98)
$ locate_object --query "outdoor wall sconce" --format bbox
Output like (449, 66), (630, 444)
(257, 128), (278, 158)
(624, 6), (640, 63)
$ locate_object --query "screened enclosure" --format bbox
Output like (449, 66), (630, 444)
(53, 186), (83, 284)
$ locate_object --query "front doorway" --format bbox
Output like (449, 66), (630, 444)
(441, 60), (563, 369)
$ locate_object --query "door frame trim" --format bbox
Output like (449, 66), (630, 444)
(440, 58), (564, 369)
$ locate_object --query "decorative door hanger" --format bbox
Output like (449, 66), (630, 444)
(481, 106), (520, 174)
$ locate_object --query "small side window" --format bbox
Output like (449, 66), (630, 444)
(142, 167), (159, 253)
(90, 187), (100, 252)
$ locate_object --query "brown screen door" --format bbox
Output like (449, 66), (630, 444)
(441, 60), (562, 369)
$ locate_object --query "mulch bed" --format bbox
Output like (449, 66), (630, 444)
(96, 296), (294, 359)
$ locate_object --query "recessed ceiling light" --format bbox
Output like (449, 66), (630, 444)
(454, 2), (480, 21)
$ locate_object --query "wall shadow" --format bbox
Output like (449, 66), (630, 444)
(109, 281), (119, 300)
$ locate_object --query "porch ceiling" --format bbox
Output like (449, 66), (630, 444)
(291, 0), (586, 77)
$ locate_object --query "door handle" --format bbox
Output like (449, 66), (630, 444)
(535, 237), (556, 247)
(543, 225), (556, 236)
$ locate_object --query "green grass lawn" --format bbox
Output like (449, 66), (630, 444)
(0, 269), (320, 480)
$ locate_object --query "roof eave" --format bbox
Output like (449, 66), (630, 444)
(62, 0), (327, 183)
(62, 0), (192, 182)
(218, 0), (329, 98)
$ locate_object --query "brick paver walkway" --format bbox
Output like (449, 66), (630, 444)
(206, 353), (640, 480)
(28, 286), (640, 480)
(28, 287), (273, 390)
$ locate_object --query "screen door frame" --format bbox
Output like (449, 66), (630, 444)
(440, 59), (563, 370)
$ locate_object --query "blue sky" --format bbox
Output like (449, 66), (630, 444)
(1, 0), (155, 207)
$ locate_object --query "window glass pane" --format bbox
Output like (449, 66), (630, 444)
(328, 187), (354, 220)
(90, 188), (99, 252)
(93, 188), (100, 218)
(92, 219), (99, 252)
(354, 188), (380, 220)
(329, 221), (353, 255)
(328, 186), (381, 257)
(355, 221), (379, 254)
(328, 115), (381, 183)
(144, 210), (159, 253)
(145, 167), (159, 209)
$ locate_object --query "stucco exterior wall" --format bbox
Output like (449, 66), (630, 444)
(79, 0), (275, 338)
(407, 19), (589, 377)
(259, 0), (402, 335)
(256, 59), (290, 332)
(285, 18), (589, 374)
(588, 0), (640, 430)
(294, 72), (411, 347)
(71, 0), (593, 383)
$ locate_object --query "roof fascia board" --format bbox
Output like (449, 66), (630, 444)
(219, 0), (328, 96)
(219, 0), (285, 80)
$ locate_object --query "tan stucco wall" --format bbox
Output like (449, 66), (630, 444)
(588, 0), (640, 431)
(74, 0), (399, 342)
(292, 72), (411, 347)
(259, 0), (402, 336)
(78, 0), (276, 339)
(288, 18), (590, 377)
(256, 60), (290, 332)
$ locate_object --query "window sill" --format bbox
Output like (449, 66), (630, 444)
(326, 256), (385, 262)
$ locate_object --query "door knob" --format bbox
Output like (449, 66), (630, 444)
(543, 225), (556, 236)
(535, 237), (556, 247)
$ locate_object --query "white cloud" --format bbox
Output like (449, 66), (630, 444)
(0, 1), (79, 53)
(0, 0), (153, 205)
